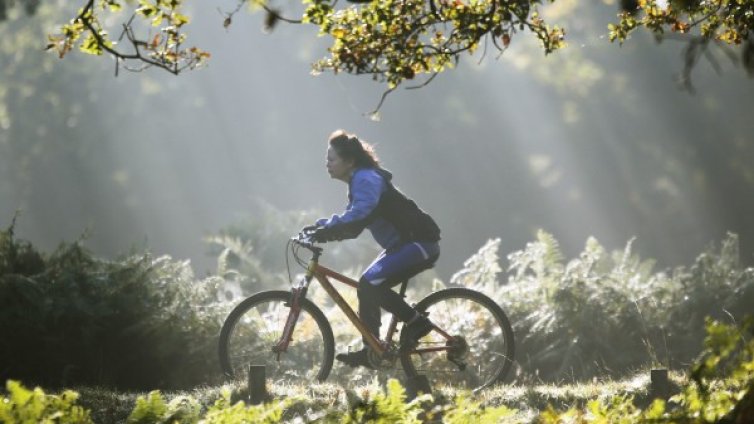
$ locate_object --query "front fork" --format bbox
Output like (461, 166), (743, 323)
(271, 285), (307, 357)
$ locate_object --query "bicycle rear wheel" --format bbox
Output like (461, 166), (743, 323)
(219, 290), (335, 383)
(399, 288), (515, 391)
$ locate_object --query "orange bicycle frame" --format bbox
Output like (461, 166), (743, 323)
(275, 254), (453, 357)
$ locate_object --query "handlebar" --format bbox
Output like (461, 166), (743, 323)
(285, 232), (324, 282)
(291, 233), (323, 255)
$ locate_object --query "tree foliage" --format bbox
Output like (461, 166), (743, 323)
(44, 0), (210, 74)
(20, 0), (751, 95)
(610, 0), (754, 89)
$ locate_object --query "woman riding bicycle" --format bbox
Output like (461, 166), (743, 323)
(306, 129), (441, 369)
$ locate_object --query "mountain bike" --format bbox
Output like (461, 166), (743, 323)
(218, 234), (515, 391)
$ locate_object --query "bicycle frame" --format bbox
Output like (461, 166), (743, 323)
(274, 250), (454, 358)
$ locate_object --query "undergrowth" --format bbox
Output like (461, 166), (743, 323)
(0, 218), (230, 390)
(452, 231), (754, 381)
(3, 207), (753, 391)
(2, 318), (752, 423)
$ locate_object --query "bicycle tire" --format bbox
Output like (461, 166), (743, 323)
(218, 290), (335, 383)
(399, 287), (515, 391)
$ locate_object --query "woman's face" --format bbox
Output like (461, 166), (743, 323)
(326, 146), (355, 182)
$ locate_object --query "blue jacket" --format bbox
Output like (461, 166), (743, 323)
(317, 168), (440, 249)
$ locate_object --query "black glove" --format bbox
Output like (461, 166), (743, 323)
(310, 226), (337, 243)
(301, 224), (320, 235)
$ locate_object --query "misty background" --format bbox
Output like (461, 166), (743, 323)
(2, 0), (753, 281)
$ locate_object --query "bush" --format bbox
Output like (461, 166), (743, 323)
(0, 222), (229, 390)
(453, 231), (754, 381)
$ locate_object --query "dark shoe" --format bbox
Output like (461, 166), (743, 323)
(401, 315), (433, 352)
(335, 348), (375, 370)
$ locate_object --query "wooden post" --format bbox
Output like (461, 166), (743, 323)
(248, 365), (267, 404)
(405, 374), (432, 400)
(650, 369), (670, 400)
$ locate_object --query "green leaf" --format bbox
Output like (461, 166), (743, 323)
(108, 0), (122, 12)
(172, 13), (190, 27)
(152, 12), (164, 26)
(79, 33), (103, 55)
(137, 1), (158, 18)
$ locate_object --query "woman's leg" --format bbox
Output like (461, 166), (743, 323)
(358, 242), (440, 338)
(337, 242), (439, 368)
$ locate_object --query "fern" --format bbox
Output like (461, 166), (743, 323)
(507, 230), (564, 282)
(204, 235), (256, 276)
(342, 379), (425, 423)
(443, 393), (517, 423)
(0, 380), (93, 424)
(201, 389), (286, 423)
(0, 224), (228, 389)
(536, 229), (565, 274)
(496, 231), (754, 381)
(450, 238), (502, 293)
(127, 391), (201, 424)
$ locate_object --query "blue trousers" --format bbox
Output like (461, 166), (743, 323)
(358, 241), (440, 343)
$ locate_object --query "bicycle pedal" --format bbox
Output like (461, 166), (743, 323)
(367, 349), (396, 369)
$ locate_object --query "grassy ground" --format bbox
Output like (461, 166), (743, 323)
(71, 370), (687, 423)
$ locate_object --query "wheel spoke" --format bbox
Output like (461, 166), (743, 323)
(219, 291), (335, 384)
(399, 288), (514, 390)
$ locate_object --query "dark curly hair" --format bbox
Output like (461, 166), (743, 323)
(328, 130), (380, 169)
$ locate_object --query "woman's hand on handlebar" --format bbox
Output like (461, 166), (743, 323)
(298, 220), (341, 244)
(296, 225), (320, 244)
(301, 224), (320, 236)
(300, 223), (333, 243)
(291, 230), (324, 255)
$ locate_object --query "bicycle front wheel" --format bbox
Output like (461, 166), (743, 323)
(219, 290), (335, 383)
(399, 288), (515, 391)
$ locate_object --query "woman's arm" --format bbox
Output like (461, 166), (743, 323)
(314, 169), (385, 241)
